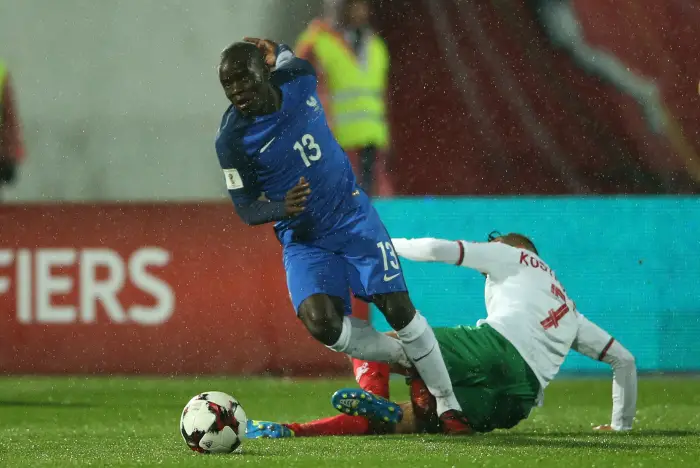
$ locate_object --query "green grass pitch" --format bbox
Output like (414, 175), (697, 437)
(0, 376), (698, 467)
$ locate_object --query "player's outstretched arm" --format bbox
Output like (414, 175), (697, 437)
(391, 238), (463, 265)
(392, 238), (518, 277)
(571, 314), (637, 431)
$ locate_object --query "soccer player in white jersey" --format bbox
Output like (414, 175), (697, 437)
(247, 231), (637, 437)
(383, 231), (638, 433)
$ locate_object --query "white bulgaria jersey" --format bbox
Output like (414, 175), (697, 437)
(462, 242), (579, 389)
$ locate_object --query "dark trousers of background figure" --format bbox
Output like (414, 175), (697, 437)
(358, 145), (377, 197)
(345, 146), (395, 197)
(0, 159), (17, 201)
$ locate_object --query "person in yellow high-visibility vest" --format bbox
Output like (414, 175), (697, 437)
(0, 59), (24, 198)
(296, 0), (393, 196)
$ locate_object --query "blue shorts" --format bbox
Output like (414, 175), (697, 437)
(283, 204), (408, 315)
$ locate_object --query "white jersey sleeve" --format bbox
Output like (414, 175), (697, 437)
(394, 237), (580, 390)
(391, 238), (522, 279)
(459, 241), (523, 278)
(572, 314), (637, 431)
(391, 238), (463, 265)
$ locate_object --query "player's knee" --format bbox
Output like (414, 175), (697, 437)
(298, 295), (344, 346)
(374, 292), (416, 330)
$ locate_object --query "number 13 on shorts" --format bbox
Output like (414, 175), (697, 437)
(377, 241), (401, 282)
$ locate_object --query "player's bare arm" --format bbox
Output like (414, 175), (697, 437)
(223, 177), (310, 226)
(284, 177), (311, 216)
(243, 37), (278, 68)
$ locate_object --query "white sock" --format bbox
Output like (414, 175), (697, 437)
(327, 316), (411, 367)
(396, 312), (462, 415)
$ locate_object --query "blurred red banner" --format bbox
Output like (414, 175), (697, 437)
(375, 0), (700, 195)
(0, 204), (359, 376)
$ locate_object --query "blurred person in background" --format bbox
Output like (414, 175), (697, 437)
(527, 0), (668, 134)
(296, 0), (393, 197)
(0, 59), (24, 199)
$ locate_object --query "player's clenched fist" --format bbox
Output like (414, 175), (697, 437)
(285, 177), (311, 216)
(243, 37), (278, 68)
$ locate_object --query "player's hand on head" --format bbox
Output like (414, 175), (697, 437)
(243, 37), (278, 68)
(284, 177), (311, 216)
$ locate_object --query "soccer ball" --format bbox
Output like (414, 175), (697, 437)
(180, 391), (247, 454)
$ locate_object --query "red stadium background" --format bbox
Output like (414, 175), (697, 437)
(374, 0), (700, 195)
(0, 205), (363, 376)
(2, 1), (698, 377)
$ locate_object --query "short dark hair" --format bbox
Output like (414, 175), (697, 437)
(220, 41), (263, 67)
(489, 231), (538, 255)
(504, 233), (538, 255)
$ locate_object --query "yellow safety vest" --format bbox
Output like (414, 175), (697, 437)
(298, 24), (390, 149)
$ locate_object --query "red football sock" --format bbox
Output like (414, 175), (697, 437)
(286, 415), (370, 437)
(352, 359), (390, 398)
(283, 361), (392, 437)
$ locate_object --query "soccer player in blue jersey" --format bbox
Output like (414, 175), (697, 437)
(214, 37), (470, 433)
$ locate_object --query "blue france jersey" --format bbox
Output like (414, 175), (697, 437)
(216, 57), (362, 242)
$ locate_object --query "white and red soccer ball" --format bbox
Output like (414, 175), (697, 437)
(180, 391), (247, 454)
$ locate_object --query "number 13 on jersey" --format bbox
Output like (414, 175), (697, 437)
(377, 241), (402, 281)
(293, 133), (322, 167)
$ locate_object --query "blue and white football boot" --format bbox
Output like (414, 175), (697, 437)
(246, 419), (295, 439)
(330, 388), (403, 424)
